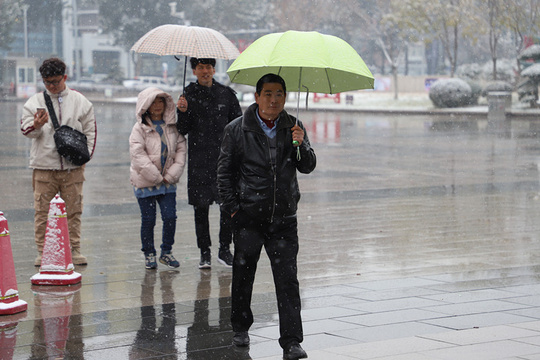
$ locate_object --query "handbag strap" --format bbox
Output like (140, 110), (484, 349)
(43, 91), (60, 130)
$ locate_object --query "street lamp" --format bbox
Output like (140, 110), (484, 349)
(72, 0), (81, 81)
(22, 4), (29, 57)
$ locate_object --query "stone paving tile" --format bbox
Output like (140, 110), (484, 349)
(518, 354), (540, 360)
(421, 312), (538, 331)
(301, 306), (363, 321)
(424, 299), (533, 316)
(509, 308), (540, 319)
(328, 321), (449, 343)
(505, 296), (540, 307)
(341, 308), (451, 327)
(345, 286), (446, 302)
(421, 340), (540, 360)
(418, 324), (540, 345)
(340, 296), (446, 313)
(518, 336), (540, 347)
(420, 288), (524, 303)
(319, 336), (454, 359)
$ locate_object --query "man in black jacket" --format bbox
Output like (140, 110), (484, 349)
(177, 58), (242, 269)
(217, 73), (316, 360)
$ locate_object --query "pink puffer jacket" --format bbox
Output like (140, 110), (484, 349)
(129, 87), (186, 188)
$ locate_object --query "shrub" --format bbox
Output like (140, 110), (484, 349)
(481, 81), (513, 97)
(464, 80), (482, 105)
(429, 78), (473, 108)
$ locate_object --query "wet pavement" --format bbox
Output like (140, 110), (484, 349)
(2, 99), (540, 359)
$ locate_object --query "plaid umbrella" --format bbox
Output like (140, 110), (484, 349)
(131, 24), (240, 59)
(131, 24), (240, 91)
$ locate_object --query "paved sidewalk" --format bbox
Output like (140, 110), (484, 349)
(2, 98), (540, 359)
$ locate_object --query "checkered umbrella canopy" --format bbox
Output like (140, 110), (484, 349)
(130, 24), (240, 59)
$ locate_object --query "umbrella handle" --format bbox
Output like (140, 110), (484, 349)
(293, 84), (309, 145)
(183, 56), (187, 94)
(174, 56), (187, 95)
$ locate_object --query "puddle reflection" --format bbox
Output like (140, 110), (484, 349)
(130, 271), (178, 359)
(30, 284), (83, 359)
(0, 315), (24, 360)
(427, 119), (480, 132)
(305, 113), (341, 144)
(187, 271), (251, 359)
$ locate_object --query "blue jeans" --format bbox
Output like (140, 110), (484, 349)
(137, 193), (177, 256)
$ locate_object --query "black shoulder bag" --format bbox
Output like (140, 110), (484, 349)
(43, 91), (90, 166)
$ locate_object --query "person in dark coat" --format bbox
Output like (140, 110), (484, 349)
(176, 58), (242, 269)
(217, 73), (316, 360)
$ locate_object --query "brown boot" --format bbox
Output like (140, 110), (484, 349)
(34, 252), (42, 267)
(71, 248), (88, 265)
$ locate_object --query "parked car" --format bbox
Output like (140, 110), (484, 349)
(122, 76), (181, 92)
(66, 78), (98, 91)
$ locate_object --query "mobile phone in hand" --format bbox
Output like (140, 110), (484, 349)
(36, 107), (46, 114)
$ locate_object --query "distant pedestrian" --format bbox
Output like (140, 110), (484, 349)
(217, 73), (316, 359)
(130, 87), (187, 269)
(176, 57), (242, 269)
(20, 57), (97, 267)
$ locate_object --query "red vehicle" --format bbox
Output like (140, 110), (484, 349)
(313, 92), (341, 103)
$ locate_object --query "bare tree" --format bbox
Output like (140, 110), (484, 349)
(486, 0), (505, 80)
(470, 0), (508, 80)
(505, 0), (540, 72)
(271, 0), (335, 31)
(397, 0), (477, 77)
(0, 0), (23, 51)
(339, 0), (407, 99)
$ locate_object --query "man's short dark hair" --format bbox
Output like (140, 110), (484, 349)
(190, 58), (216, 69)
(256, 73), (287, 95)
(39, 58), (66, 78)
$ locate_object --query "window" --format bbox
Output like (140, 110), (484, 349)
(17, 67), (36, 84)
(18, 68), (26, 83)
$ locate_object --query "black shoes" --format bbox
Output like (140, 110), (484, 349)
(199, 250), (211, 269)
(232, 331), (250, 347)
(232, 332), (306, 359)
(218, 247), (234, 267)
(199, 248), (233, 268)
(283, 343), (307, 360)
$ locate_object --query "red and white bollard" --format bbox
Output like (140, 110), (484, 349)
(0, 212), (28, 315)
(31, 195), (81, 286)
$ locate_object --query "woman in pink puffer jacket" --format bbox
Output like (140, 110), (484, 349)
(129, 87), (186, 269)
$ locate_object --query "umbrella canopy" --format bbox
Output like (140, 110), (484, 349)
(131, 24), (240, 93)
(131, 24), (240, 59)
(227, 30), (374, 94)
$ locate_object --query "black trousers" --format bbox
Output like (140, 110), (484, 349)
(231, 212), (303, 349)
(193, 205), (233, 251)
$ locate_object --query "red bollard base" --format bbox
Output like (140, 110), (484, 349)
(0, 300), (28, 316)
(30, 271), (81, 286)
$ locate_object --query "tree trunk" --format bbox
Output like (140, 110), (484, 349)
(451, 25), (459, 77)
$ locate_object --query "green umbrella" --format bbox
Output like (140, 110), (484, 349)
(227, 30), (374, 94)
(227, 30), (374, 149)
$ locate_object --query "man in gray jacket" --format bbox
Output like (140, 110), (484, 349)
(20, 58), (97, 266)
